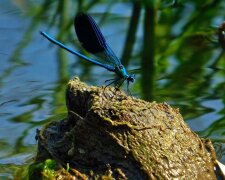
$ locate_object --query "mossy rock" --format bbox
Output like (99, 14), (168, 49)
(32, 77), (217, 179)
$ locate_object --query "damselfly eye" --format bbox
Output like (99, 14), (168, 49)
(118, 65), (124, 69)
(128, 74), (135, 83)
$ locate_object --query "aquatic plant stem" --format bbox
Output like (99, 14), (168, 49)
(121, 1), (141, 67)
(141, 0), (156, 101)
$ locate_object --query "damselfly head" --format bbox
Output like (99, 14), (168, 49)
(127, 74), (135, 83)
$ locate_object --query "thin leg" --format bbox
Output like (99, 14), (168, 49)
(126, 80), (132, 96)
(105, 78), (115, 83)
(106, 78), (120, 88)
(103, 78), (120, 95)
(115, 78), (126, 89)
(102, 78), (115, 91)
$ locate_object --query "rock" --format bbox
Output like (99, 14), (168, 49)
(33, 77), (217, 179)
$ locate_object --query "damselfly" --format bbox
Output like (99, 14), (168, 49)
(40, 13), (135, 91)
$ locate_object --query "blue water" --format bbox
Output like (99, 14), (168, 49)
(0, 0), (224, 178)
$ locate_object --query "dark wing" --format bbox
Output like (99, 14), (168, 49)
(74, 13), (121, 66)
(74, 13), (105, 54)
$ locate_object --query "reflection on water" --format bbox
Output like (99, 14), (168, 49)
(0, 0), (225, 178)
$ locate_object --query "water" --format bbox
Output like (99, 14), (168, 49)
(0, 0), (225, 178)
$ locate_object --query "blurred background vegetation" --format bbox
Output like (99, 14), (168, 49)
(0, 0), (224, 178)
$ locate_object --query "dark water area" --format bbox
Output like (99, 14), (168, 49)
(0, 0), (224, 178)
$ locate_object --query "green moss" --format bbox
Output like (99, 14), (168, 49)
(29, 159), (57, 180)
